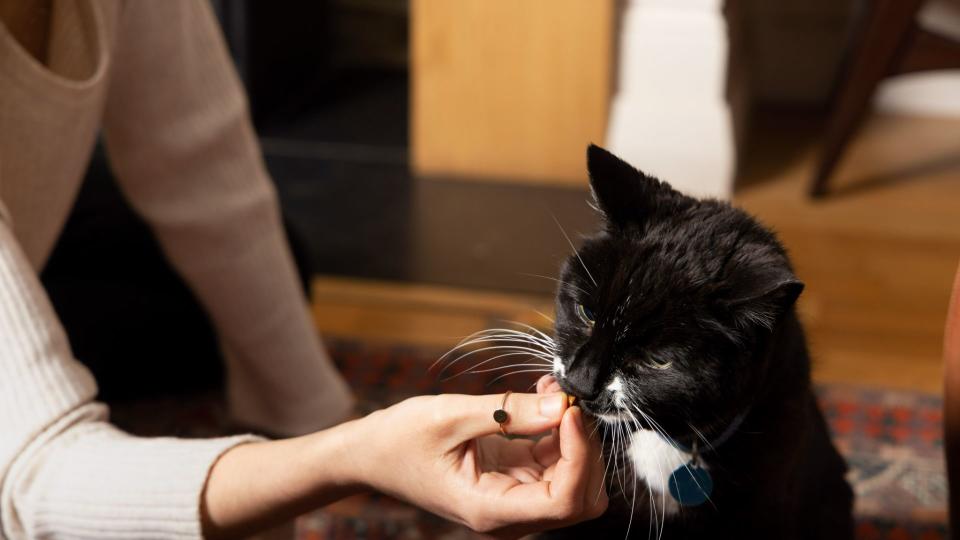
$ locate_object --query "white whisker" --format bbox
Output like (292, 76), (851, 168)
(533, 309), (555, 324)
(498, 321), (558, 348)
(448, 331), (557, 356)
(551, 214), (597, 288)
(688, 423), (717, 455)
(438, 344), (556, 376)
(519, 272), (592, 296)
(621, 408), (641, 540)
(487, 368), (555, 385)
(460, 363), (555, 375)
(449, 330), (556, 351)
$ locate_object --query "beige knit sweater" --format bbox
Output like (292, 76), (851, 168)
(0, 1), (355, 537)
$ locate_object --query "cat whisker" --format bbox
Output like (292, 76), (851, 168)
(497, 321), (558, 348)
(532, 309), (555, 324)
(605, 423), (620, 497)
(613, 422), (626, 494)
(465, 350), (554, 369)
(589, 416), (604, 444)
(447, 336), (556, 357)
(441, 353), (552, 382)
(623, 410), (672, 540)
(621, 408), (644, 540)
(687, 423), (717, 455)
(432, 324), (561, 384)
(436, 344), (555, 376)
(628, 404), (672, 539)
(438, 327), (557, 356)
(458, 362), (555, 376)
(470, 324), (556, 342)
(550, 214), (598, 288)
(450, 329), (558, 355)
(486, 368), (555, 385)
(518, 273), (592, 297)
(631, 405), (716, 517)
(599, 425), (616, 501)
(447, 329), (557, 352)
(474, 335), (557, 356)
(586, 197), (602, 214)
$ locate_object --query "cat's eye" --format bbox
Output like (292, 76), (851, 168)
(649, 358), (673, 370)
(575, 303), (595, 326)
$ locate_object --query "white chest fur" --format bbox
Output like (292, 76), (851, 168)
(627, 429), (697, 516)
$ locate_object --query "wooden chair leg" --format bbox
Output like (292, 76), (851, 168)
(810, 0), (926, 198)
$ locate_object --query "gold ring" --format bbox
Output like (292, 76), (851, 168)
(493, 391), (512, 435)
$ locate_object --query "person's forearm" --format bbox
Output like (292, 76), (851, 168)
(201, 418), (366, 539)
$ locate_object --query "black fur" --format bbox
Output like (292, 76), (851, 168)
(546, 145), (853, 539)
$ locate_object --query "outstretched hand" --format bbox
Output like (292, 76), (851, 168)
(350, 388), (608, 538)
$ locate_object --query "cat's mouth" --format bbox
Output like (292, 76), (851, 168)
(542, 372), (656, 430)
(541, 373), (605, 416)
(547, 373), (717, 451)
(571, 393), (619, 418)
(549, 373), (634, 423)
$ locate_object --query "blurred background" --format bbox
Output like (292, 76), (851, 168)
(40, 0), (960, 537)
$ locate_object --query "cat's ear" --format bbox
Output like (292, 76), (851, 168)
(726, 275), (804, 330)
(586, 144), (663, 229)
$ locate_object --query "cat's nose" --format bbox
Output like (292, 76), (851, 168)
(564, 361), (605, 400)
(563, 375), (600, 400)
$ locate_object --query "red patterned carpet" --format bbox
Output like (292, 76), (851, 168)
(819, 386), (946, 540)
(111, 341), (948, 539)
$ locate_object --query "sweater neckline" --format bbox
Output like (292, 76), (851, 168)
(0, 0), (107, 101)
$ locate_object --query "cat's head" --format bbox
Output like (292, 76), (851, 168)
(552, 145), (803, 441)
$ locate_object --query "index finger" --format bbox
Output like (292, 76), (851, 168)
(435, 392), (569, 444)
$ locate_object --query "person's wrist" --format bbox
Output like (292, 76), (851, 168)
(309, 414), (374, 494)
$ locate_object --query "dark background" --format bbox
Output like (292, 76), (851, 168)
(41, 1), (597, 399)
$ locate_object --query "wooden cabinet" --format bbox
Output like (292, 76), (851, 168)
(411, 0), (614, 185)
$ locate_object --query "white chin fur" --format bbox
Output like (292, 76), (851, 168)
(628, 429), (696, 516)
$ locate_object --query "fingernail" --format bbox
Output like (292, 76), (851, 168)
(539, 393), (565, 418)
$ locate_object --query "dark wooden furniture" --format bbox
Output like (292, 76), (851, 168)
(812, 0), (960, 197)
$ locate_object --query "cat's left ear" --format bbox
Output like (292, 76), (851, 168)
(725, 275), (804, 330)
(586, 144), (664, 229)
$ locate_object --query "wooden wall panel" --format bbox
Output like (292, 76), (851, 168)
(411, 0), (614, 185)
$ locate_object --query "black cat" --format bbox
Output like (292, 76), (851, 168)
(543, 145), (853, 539)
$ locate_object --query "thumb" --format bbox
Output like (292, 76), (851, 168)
(439, 392), (569, 443)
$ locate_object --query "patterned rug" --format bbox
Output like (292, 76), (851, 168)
(111, 341), (949, 539)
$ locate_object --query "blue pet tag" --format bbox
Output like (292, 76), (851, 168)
(668, 464), (713, 507)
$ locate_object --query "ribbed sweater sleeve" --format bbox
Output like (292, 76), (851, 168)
(101, 0), (354, 436)
(0, 222), (260, 539)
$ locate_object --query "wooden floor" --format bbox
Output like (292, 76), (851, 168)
(312, 111), (960, 395)
(737, 112), (960, 394)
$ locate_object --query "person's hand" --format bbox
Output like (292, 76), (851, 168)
(347, 391), (608, 538)
(537, 374), (564, 395)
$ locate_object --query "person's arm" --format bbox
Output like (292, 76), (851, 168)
(201, 392), (608, 540)
(0, 220), (261, 539)
(0, 225), (601, 540)
(101, 0), (353, 436)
